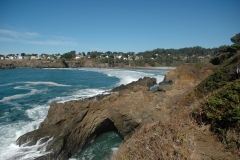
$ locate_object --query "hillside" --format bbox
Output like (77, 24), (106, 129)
(112, 44), (240, 159)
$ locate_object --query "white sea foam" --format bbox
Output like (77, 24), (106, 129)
(0, 87), (87, 160)
(0, 81), (68, 103)
(25, 104), (49, 121)
(0, 82), (16, 87)
(24, 81), (70, 87)
(1, 136), (53, 160)
(0, 89), (40, 103)
(107, 73), (115, 77)
(48, 88), (108, 103)
(0, 103), (51, 160)
(81, 68), (166, 85)
(111, 147), (119, 153)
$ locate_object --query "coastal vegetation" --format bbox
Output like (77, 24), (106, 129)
(112, 34), (240, 159)
(191, 42), (240, 152)
(1, 46), (219, 68)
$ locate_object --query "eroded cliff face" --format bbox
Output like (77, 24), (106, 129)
(16, 64), (213, 159)
(16, 77), (160, 159)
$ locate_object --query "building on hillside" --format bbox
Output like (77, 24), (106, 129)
(23, 56), (30, 60)
(17, 56), (23, 59)
(8, 56), (14, 60)
(116, 55), (122, 59)
(0, 56), (5, 60)
(128, 55), (133, 60)
(180, 56), (188, 61)
(30, 55), (36, 60)
(135, 56), (143, 60)
(75, 54), (83, 59)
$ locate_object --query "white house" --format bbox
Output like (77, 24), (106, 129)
(8, 56), (14, 60)
(30, 55), (36, 60)
(117, 55), (122, 59)
(17, 56), (23, 59)
(75, 54), (83, 59)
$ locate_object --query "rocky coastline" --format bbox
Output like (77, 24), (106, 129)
(15, 63), (214, 159)
(0, 59), (68, 69)
(16, 77), (159, 159)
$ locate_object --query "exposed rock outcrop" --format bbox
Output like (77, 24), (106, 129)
(0, 60), (66, 68)
(16, 64), (214, 160)
(0, 62), (15, 69)
(111, 77), (156, 93)
(16, 77), (160, 159)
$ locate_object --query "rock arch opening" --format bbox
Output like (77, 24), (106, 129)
(94, 118), (122, 138)
(71, 118), (123, 159)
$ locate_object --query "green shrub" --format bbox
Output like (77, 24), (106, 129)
(203, 81), (240, 127)
(193, 48), (240, 149)
(210, 52), (234, 65)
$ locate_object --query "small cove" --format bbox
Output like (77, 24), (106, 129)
(0, 68), (170, 159)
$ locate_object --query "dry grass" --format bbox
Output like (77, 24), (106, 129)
(111, 95), (240, 160)
(111, 105), (196, 160)
(111, 59), (240, 159)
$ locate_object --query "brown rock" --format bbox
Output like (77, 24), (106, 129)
(16, 77), (158, 159)
(16, 64), (214, 159)
(111, 77), (156, 93)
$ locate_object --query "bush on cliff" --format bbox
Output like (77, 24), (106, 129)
(210, 43), (240, 65)
(231, 33), (240, 44)
(192, 41), (240, 151)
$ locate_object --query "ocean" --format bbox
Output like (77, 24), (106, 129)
(0, 67), (171, 160)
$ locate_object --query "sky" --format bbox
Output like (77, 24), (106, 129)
(0, 0), (240, 55)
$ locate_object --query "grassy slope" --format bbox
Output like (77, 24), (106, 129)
(192, 48), (240, 152)
(112, 45), (240, 159)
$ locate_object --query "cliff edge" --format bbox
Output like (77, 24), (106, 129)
(16, 63), (215, 159)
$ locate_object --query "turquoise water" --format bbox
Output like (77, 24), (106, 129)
(0, 68), (170, 160)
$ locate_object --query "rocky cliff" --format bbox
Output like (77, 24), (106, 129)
(16, 77), (161, 159)
(16, 64), (213, 159)
(0, 59), (125, 68)
(0, 62), (16, 69)
(0, 60), (66, 68)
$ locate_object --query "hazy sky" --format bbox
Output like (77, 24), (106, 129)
(0, 0), (239, 55)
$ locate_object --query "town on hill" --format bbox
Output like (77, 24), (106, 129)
(0, 46), (219, 68)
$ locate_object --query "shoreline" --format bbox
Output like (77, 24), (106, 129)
(0, 59), (177, 69)
(2, 65), (176, 70)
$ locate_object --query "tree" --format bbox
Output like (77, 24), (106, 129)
(21, 53), (26, 57)
(106, 51), (112, 55)
(90, 52), (97, 58)
(60, 50), (76, 59)
(231, 33), (240, 44)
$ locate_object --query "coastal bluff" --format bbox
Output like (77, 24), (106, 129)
(0, 59), (115, 69)
(16, 64), (212, 159)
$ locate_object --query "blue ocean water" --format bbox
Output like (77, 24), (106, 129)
(0, 68), (170, 160)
